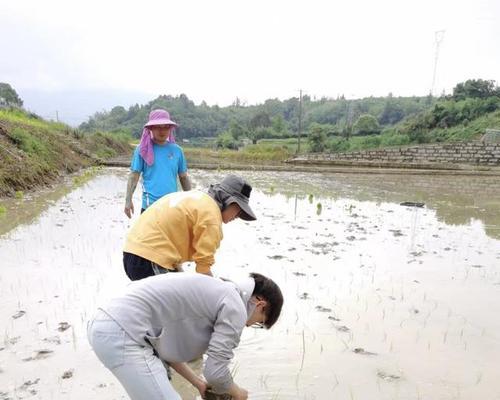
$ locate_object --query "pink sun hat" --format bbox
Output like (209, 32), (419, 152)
(144, 109), (178, 128)
(139, 109), (178, 166)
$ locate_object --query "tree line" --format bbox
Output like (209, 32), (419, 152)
(2, 79), (498, 153)
(77, 91), (435, 145)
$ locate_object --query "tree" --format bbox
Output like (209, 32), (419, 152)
(249, 111), (271, 130)
(352, 114), (381, 136)
(0, 83), (23, 107)
(452, 79), (499, 100)
(247, 127), (271, 144)
(379, 100), (405, 125)
(308, 123), (328, 152)
(271, 115), (286, 134)
(229, 120), (246, 140)
(216, 131), (238, 149)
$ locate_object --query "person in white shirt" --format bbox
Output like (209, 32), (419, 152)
(87, 272), (284, 400)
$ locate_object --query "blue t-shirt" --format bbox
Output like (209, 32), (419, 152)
(131, 143), (188, 210)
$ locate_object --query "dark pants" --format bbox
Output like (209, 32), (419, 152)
(123, 252), (177, 281)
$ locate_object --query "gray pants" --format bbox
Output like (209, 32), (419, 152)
(87, 311), (181, 400)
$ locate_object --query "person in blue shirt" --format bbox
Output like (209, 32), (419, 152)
(124, 109), (191, 218)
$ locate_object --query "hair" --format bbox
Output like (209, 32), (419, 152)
(250, 272), (283, 329)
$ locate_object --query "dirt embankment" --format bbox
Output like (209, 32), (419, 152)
(0, 111), (132, 197)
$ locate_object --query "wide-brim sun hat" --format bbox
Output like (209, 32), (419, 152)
(144, 109), (178, 128)
(219, 175), (257, 221)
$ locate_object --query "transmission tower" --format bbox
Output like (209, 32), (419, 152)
(430, 30), (445, 96)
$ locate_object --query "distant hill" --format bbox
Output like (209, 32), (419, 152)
(78, 93), (435, 140)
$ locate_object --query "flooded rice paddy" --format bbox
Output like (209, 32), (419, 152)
(1, 168), (499, 400)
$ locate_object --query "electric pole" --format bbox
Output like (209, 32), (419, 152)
(431, 30), (445, 97)
(297, 89), (302, 153)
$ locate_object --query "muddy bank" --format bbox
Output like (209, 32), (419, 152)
(102, 156), (500, 176)
(1, 169), (499, 399)
(0, 111), (131, 197)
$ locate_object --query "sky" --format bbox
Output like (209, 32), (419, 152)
(1, 0), (499, 125)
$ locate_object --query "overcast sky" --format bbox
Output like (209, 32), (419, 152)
(1, 0), (499, 124)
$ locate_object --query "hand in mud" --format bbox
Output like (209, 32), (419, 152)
(124, 202), (134, 218)
(195, 379), (208, 399)
(232, 387), (248, 400)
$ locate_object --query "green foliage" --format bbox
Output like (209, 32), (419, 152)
(216, 131), (239, 149)
(10, 127), (50, 156)
(352, 114), (381, 136)
(249, 111), (272, 130)
(379, 130), (410, 147)
(229, 120), (246, 140)
(327, 137), (351, 152)
(0, 108), (131, 196)
(308, 123), (328, 152)
(0, 82), (23, 107)
(271, 115), (287, 134)
(379, 96), (405, 124)
(78, 93), (434, 141)
(15, 190), (24, 199)
(73, 166), (102, 186)
(452, 79), (500, 100)
(400, 97), (500, 134)
(240, 143), (291, 161)
(184, 142), (292, 163)
(248, 127), (274, 144)
(0, 205), (6, 216)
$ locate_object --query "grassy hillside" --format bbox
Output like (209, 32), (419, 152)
(0, 109), (132, 197)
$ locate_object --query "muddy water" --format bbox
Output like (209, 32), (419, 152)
(1, 168), (499, 400)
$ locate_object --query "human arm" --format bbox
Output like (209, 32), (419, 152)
(124, 171), (140, 218)
(169, 362), (207, 398)
(192, 223), (222, 275)
(179, 172), (192, 191)
(203, 293), (247, 394)
(177, 148), (191, 191)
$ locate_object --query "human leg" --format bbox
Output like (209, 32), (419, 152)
(88, 312), (181, 400)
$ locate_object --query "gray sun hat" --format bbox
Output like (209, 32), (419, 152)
(219, 175), (256, 221)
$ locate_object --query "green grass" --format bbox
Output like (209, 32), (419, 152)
(9, 127), (50, 156)
(258, 137), (309, 153)
(184, 142), (294, 164)
(0, 205), (6, 216)
(73, 166), (102, 186)
(0, 109), (132, 196)
(425, 109), (500, 142)
(0, 108), (66, 131)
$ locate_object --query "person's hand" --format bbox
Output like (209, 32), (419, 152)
(227, 384), (248, 400)
(232, 387), (248, 400)
(195, 379), (208, 399)
(124, 201), (134, 218)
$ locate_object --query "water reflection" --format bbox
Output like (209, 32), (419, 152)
(199, 171), (500, 240)
(0, 168), (499, 400)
